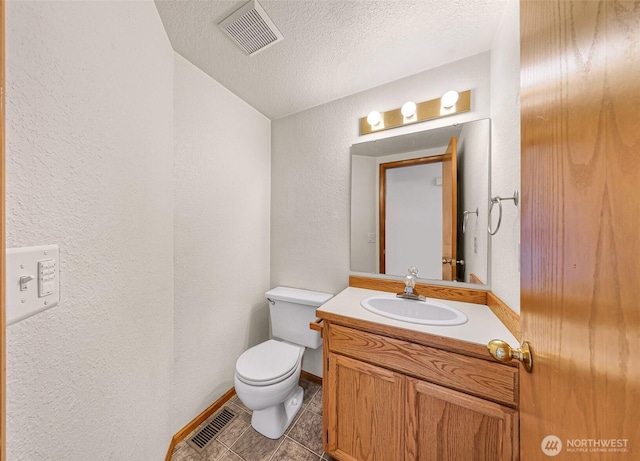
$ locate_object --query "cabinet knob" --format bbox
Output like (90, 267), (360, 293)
(487, 339), (533, 372)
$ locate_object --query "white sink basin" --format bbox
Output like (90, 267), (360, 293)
(360, 294), (468, 326)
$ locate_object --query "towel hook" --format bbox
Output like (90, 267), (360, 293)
(488, 191), (519, 236)
(462, 208), (478, 234)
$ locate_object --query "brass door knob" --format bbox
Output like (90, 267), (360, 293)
(487, 340), (533, 372)
(442, 258), (465, 265)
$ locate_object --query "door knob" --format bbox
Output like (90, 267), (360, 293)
(442, 258), (465, 265)
(487, 339), (533, 372)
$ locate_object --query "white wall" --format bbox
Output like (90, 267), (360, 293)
(490, 0), (521, 312)
(350, 155), (377, 273)
(458, 119), (490, 284)
(5, 1), (175, 459)
(172, 54), (271, 430)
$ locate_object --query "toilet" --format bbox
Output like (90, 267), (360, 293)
(234, 286), (333, 439)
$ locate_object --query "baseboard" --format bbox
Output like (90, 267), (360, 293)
(165, 387), (236, 461)
(300, 370), (322, 385)
(487, 291), (521, 341)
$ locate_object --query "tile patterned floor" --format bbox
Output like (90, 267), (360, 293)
(171, 379), (336, 461)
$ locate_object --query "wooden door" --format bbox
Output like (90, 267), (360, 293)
(405, 377), (518, 461)
(520, 1), (640, 460)
(325, 353), (405, 461)
(441, 136), (457, 280)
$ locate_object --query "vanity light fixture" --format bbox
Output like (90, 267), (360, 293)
(441, 90), (460, 108)
(401, 101), (417, 118)
(359, 90), (471, 135)
(367, 111), (382, 127)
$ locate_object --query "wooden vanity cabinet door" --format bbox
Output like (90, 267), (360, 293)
(325, 353), (405, 461)
(405, 377), (519, 461)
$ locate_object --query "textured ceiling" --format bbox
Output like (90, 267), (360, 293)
(155, 0), (508, 120)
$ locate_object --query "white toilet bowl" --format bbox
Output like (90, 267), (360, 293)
(234, 287), (333, 439)
(234, 339), (305, 439)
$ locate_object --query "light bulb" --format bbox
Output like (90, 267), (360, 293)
(441, 90), (459, 108)
(401, 101), (417, 118)
(367, 111), (381, 127)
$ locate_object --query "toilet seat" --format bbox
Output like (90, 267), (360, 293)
(236, 340), (303, 386)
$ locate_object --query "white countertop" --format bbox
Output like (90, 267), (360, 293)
(317, 286), (519, 349)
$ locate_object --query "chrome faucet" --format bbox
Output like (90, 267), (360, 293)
(397, 266), (426, 301)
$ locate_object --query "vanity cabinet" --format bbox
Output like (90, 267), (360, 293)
(326, 353), (405, 460)
(322, 322), (519, 461)
(405, 378), (517, 461)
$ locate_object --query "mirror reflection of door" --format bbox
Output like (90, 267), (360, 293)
(378, 137), (457, 280)
(379, 137), (458, 280)
(351, 120), (489, 284)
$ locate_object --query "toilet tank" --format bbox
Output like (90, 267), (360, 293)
(266, 287), (333, 349)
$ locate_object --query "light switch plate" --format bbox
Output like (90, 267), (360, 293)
(6, 245), (60, 325)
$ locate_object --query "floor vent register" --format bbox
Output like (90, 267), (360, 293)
(186, 407), (237, 453)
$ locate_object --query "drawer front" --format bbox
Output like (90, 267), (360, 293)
(328, 323), (518, 407)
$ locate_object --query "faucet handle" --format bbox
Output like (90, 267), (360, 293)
(404, 267), (419, 291)
(399, 267), (421, 298)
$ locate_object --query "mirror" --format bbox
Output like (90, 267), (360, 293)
(350, 118), (490, 285)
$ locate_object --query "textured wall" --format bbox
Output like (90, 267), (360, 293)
(459, 119), (490, 284)
(5, 1), (175, 459)
(490, 0), (521, 312)
(350, 155), (377, 273)
(272, 53), (493, 375)
(172, 54), (271, 431)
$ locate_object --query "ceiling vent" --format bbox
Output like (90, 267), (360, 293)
(218, 0), (284, 56)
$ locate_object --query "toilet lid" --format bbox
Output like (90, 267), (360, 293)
(236, 340), (301, 384)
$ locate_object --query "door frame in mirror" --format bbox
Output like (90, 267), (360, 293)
(379, 154), (446, 274)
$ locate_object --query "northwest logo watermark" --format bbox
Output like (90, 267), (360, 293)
(565, 438), (629, 453)
(541, 435), (562, 457)
(542, 435), (630, 456)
